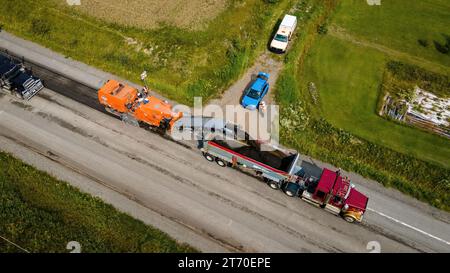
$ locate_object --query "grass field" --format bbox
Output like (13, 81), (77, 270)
(54, 0), (229, 30)
(333, 0), (450, 70)
(0, 0), (292, 105)
(301, 35), (450, 168)
(0, 152), (196, 253)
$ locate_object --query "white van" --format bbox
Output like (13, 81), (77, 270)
(270, 14), (297, 53)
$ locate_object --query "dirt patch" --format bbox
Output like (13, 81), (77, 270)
(209, 52), (283, 107)
(57, 0), (229, 30)
(207, 52), (284, 140)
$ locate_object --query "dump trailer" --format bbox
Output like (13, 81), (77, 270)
(201, 137), (368, 223)
(201, 136), (301, 188)
(0, 53), (44, 100)
(98, 79), (183, 131)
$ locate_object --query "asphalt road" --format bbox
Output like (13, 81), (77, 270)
(0, 31), (449, 253)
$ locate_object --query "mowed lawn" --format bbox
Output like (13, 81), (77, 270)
(333, 0), (450, 70)
(301, 35), (450, 168)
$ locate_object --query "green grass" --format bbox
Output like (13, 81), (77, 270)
(333, 0), (450, 69)
(0, 152), (196, 253)
(302, 35), (450, 168)
(0, 0), (292, 105)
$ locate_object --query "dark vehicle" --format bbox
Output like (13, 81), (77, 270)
(0, 53), (44, 100)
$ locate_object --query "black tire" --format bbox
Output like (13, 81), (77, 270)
(268, 180), (280, 190)
(344, 215), (356, 223)
(285, 189), (295, 197)
(203, 153), (214, 162)
(284, 182), (300, 197)
(216, 158), (227, 167)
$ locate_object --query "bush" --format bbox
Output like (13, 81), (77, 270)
(433, 35), (450, 55)
(386, 61), (450, 97)
(317, 24), (328, 35)
(30, 18), (51, 36)
(418, 39), (428, 47)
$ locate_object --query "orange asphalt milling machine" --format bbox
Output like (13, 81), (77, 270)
(98, 79), (183, 131)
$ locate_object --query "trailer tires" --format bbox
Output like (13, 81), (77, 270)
(284, 182), (301, 197)
(215, 158), (227, 167)
(203, 153), (215, 162)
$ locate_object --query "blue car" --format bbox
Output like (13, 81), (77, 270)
(241, 72), (270, 110)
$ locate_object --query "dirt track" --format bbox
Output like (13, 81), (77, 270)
(207, 52), (283, 141)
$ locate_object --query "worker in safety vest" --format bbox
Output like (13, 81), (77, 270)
(142, 86), (149, 96)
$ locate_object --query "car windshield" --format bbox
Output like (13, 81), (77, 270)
(247, 89), (260, 99)
(275, 34), (288, 42)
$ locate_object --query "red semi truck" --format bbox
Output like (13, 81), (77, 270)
(201, 137), (369, 223)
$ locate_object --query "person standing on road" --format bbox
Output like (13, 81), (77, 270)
(259, 101), (266, 116)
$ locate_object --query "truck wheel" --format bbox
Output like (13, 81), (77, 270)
(216, 158), (227, 167)
(343, 215), (356, 223)
(285, 190), (295, 197)
(203, 153), (214, 162)
(284, 182), (300, 197)
(268, 180), (280, 190)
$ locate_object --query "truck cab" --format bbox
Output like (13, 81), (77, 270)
(284, 166), (369, 223)
(98, 79), (139, 113)
(0, 54), (44, 100)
